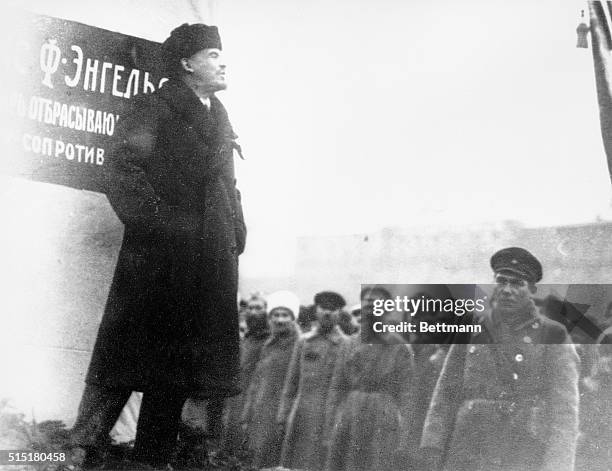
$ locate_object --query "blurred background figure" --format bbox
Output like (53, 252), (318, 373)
(238, 298), (249, 339)
(298, 304), (317, 334)
(538, 294), (601, 394)
(277, 291), (349, 471)
(337, 309), (359, 336)
(402, 292), (449, 470)
(338, 302), (361, 336)
(241, 290), (300, 469)
(221, 293), (269, 455)
(575, 351), (612, 471)
(324, 285), (415, 471)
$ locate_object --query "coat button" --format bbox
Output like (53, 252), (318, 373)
(532, 321), (539, 329)
(515, 354), (524, 362)
(469, 346), (476, 353)
(512, 372), (519, 380)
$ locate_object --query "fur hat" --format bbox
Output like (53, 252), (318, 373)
(161, 23), (222, 76)
(314, 291), (346, 310)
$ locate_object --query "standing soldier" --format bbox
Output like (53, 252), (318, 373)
(70, 23), (246, 468)
(277, 291), (349, 471)
(222, 294), (270, 452)
(400, 293), (450, 470)
(420, 247), (580, 471)
(241, 291), (300, 469)
(324, 286), (415, 471)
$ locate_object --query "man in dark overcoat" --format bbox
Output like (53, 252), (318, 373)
(419, 247), (579, 471)
(70, 23), (246, 467)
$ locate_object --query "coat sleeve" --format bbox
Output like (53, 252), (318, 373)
(277, 339), (303, 424)
(540, 342), (579, 471)
(103, 97), (200, 237)
(420, 342), (466, 453)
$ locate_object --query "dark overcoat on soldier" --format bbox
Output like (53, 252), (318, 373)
(85, 79), (246, 398)
(324, 335), (415, 471)
(278, 326), (349, 471)
(401, 343), (447, 466)
(420, 314), (579, 471)
(241, 324), (299, 469)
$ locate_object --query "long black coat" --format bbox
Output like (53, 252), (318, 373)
(85, 79), (246, 398)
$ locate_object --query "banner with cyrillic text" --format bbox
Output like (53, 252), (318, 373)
(1, 9), (166, 192)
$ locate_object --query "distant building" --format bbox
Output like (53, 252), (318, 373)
(293, 220), (612, 327)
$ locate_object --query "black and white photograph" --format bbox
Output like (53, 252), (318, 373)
(1, 1), (612, 470)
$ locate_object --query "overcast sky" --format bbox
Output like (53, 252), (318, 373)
(5, 0), (610, 277)
(216, 0), (612, 274)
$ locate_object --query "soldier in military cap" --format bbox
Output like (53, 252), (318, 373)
(324, 285), (415, 471)
(313, 291), (347, 334)
(277, 291), (349, 470)
(419, 247), (579, 471)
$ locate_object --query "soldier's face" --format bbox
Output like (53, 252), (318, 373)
(361, 291), (386, 319)
(269, 307), (293, 333)
(247, 299), (266, 318)
(315, 305), (339, 331)
(492, 272), (533, 311)
(245, 299), (268, 331)
(186, 48), (227, 92)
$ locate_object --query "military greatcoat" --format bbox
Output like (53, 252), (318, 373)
(324, 335), (415, 471)
(400, 343), (447, 466)
(86, 79), (246, 398)
(420, 312), (580, 471)
(278, 326), (349, 471)
(241, 325), (300, 469)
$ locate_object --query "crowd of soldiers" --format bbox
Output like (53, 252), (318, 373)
(194, 247), (612, 471)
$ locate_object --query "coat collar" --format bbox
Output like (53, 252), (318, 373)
(157, 79), (234, 142)
(475, 303), (543, 344)
(264, 322), (299, 348)
(304, 325), (346, 345)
